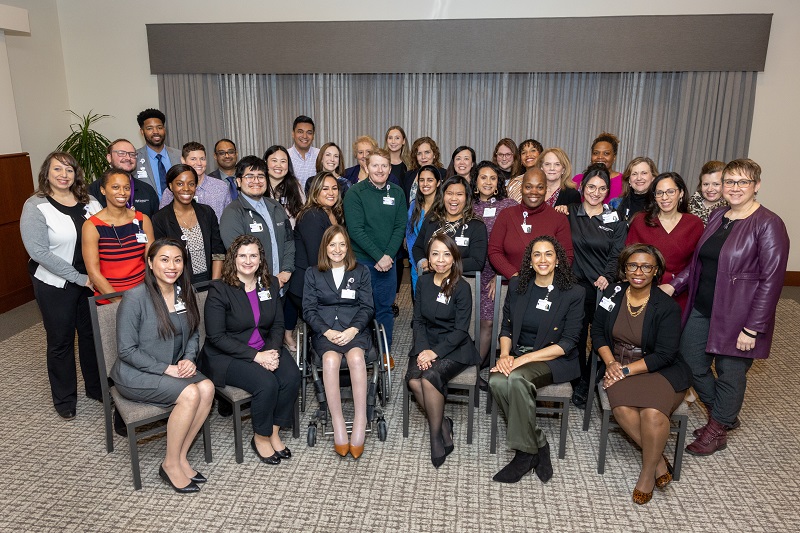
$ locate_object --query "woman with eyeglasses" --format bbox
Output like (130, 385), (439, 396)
(492, 138), (521, 183)
(688, 160), (727, 226)
(592, 243), (692, 504)
(626, 172), (703, 312)
(565, 164), (628, 409)
(663, 159), (789, 457)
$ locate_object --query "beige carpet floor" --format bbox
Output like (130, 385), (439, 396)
(0, 291), (798, 532)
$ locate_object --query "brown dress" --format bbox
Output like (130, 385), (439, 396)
(605, 294), (684, 416)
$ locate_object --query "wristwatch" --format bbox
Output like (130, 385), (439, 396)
(622, 366), (630, 377)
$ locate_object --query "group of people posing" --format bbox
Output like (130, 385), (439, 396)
(21, 109), (789, 502)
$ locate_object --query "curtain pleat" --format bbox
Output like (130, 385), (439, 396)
(158, 71), (757, 190)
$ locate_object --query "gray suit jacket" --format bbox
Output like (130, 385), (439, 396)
(135, 145), (182, 193)
(111, 284), (199, 390)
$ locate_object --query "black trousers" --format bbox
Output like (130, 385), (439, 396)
(575, 280), (599, 387)
(224, 348), (301, 435)
(31, 276), (102, 411)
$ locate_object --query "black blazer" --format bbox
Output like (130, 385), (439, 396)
(411, 274), (479, 365)
(289, 208), (332, 298)
(554, 187), (581, 207)
(200, 277), (284, 387)
(499, 277), (584, 383)
(302, 263), (374, 334)
(151, 201), (225, 277)
(411, 215), (488, 274)
(591, 282), (691, 392)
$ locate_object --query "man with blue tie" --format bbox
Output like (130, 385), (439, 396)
(133, 108), (182, 200)
(208, 138), (240, 200)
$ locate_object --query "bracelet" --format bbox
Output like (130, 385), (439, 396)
(741, 328), (757, 339)
(604, 360), (620, 366)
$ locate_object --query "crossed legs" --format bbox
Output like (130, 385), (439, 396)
(407, 377), (452, 462)
(612, 406), (671, 494)
(162, 379), (215, 488)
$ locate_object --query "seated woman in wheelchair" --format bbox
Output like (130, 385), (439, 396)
(112, 238), (214, 493)
(489, 236), (584, 484)
(202, 234), (301, 465)
(591, 243), (691, 504)
(406, 234), (479, 469)
(303, 225), (374, 459)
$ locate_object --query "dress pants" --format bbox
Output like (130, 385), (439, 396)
(680, 308), (754, 426)
(489, 361), (554, 454)
(32, 276), (102, 412)
(224, 348), (301, 435)
(358, 258), (396, 351)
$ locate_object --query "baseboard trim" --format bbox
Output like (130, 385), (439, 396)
(786, 271), (800, 286)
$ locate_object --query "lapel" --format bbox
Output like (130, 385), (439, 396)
(511, 285), (526, 347)
(639, 285), (661, 353)
(323, 269), (338, 295)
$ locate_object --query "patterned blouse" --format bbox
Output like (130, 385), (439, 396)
(688, 191), (727, 226)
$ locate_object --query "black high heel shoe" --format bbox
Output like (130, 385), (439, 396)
(275, 446), (292, 459)
(190, 472), (207, 484)
(251, 437), (281, 465)
(159, 464), (200, 494)
(444, 417), (455, 457)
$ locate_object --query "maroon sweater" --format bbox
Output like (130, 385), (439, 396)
(488, 203), (573, 279)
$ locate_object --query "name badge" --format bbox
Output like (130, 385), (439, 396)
(136, 233), (148, 243)
(258, 290), (271, 301)
(483, 207), (496, 217)
(174, 301), (186, 313)
(455, 236), (470, 247)
(83, 206), (92, 220)
(341, 289), (356, 299)
(250, 222), (264, 232)
(383, 196), (395, 206)
(436, 292), (450, 305)
(137, 170), (148, 179)
(521, 224), (532, 234)
(536, 299), (552, 311)
(602, 212), (619, 223)
(599, 297), (616, 311)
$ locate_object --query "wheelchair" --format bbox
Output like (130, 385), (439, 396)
(298, 319), (390, 447)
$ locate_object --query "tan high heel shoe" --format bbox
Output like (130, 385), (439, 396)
(349, 443), (364, 460)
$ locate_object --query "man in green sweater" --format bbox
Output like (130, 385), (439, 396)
(343, 148), (407, 350)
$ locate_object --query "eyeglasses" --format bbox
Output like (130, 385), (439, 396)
(496, 152), (513, 159)
(723, 179), (755, 189)
(241, 174), (266, 183)
(584, 184), (608, 193)
(625, 263), (656, 273)
(654, 188), (679, 198)
(112, 150), (137, 159)
(215, 149), (237, 157)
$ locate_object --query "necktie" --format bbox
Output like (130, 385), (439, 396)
(155, 153), (167, 192)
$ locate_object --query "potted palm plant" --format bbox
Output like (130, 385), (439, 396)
(56, 110), (111, 183)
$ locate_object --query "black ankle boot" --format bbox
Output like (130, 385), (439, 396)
(492, 450), (539, 483)
(534, 443), (553, 483)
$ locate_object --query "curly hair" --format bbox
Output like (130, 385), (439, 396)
(472, 160), (508, 201)
(516, 235), (576, 294)
(297, 171), (344, 224)
(220, 235), (272, 290)
(410, 137), (442, 171)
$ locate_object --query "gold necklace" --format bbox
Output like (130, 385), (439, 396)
(626, 287), (650, 317)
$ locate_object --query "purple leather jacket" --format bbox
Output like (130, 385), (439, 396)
(670, 205), (789, 359)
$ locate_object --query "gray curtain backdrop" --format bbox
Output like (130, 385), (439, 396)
(158, 71), (757, 190)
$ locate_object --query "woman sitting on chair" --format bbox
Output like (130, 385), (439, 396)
(406, 234), (480, 468)
(202, 234), (301, 465)
(303, 226), (374, 459)
(592, 243), (691, 505)
(489, 236), (584, 484)
(112, 238), (214, 493)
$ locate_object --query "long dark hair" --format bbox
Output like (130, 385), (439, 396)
(430, 176), (478, 223)
(410, 165), (442, 228)
(297, 171), (344, 224)
(445, 146), (477, 182)
(263, 145), (304, 218)
(37, 151), (90, 204)
(643, 172), (689, 227)
(517, 235), (576, 294)
(144, 238), (200, 339)
(472, 161), (508, 201)
(221, 234), (272, 290)
(425, 234), (463, 299)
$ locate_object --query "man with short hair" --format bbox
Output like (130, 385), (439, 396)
(287, 115), (319, 189)
(88, 139), (160, 217)
(160, 142), (232, 221)
(133, 108), (182, 200)
(219, 155), (295, 290)
(208, 138), (240, 200)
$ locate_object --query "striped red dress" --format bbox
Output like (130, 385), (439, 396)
(89, 210), (146, 294)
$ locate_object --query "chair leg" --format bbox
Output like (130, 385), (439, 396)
(402, 385), (410, 438)
(127, 426), (142, 490)
(202, 418), (213, 463)
(466, 386), (474, 445)
(557, 400), (569, 459)
(233, 402), (244, 464)
(673, 415), (688, 481)
(104, 400), (114, 453)
(490, 401), (498, 454)
(582, 366), (597, 431)
(597, 408), (611, 474)
(292, 397), (300, 439)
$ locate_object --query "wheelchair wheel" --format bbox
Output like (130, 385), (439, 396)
(377, 419), (388, 441)
(307, 425), (317, 447)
